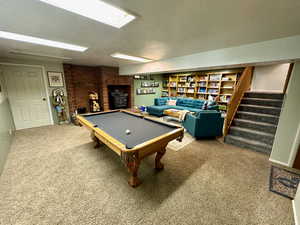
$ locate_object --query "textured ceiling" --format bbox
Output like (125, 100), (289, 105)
(0, 0), (300, 66)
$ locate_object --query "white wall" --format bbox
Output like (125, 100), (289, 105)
(251, 64), (290, 92)
(0, 58), (69, 124)
(294, 186), (300, 225)
(119, 35), (300, 75)
(0, 68), (15, 174)
(270, 62), (300, 166)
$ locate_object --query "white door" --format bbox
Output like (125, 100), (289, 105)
(2, 65), (52, 130)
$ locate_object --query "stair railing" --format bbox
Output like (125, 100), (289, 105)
(224, 66), (254, 136)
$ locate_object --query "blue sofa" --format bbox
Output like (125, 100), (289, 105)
(147, 97), (218, 117)
(183, 110), (224, 139)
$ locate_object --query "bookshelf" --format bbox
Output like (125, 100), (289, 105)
(162, 69), (243, 111)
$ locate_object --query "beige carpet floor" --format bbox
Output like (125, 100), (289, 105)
(0, 125), (294, 225)
(167, 132), (195, 152)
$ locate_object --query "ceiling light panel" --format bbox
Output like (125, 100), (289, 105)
(0, 31), (88, 52)
(111, 53), (152, 63)
(10, 50), (72, 60)
(37, 0), (136, 28)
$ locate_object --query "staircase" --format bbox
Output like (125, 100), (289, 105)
(224, 92), (284, 155)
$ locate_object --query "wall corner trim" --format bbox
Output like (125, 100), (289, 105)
(293, 200), (299, 225)
(268, 158), (289, 167)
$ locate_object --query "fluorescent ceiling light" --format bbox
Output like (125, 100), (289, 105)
(0, 31), (88, 52)
(10, 50), (72, 60)
(37, 0), (136, 29)
(111, 53), (152, 63)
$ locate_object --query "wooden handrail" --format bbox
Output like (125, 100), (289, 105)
(224, 66), (254, 136)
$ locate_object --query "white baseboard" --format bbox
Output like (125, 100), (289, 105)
(293, 200), (299, 225)
(269, 158), (289, 167)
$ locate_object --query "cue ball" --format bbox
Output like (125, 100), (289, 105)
(126, 129), (131, 135)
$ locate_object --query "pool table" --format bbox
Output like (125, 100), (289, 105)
(76, 110), (184, 187)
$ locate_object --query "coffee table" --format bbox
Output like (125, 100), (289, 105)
(163, 109), (182, 118)
(163, 109), (186, 122)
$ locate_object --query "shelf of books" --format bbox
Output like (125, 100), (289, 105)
(163, 69), (243, 111)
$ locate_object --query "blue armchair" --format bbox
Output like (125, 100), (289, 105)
(183, 111), (224, 139)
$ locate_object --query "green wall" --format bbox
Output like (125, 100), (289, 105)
(133, 75), (163, 107)
(0, 73), (15, 175)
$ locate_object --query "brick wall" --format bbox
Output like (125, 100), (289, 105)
(63, 64), (133, 115)
(100, 66), (133, 111)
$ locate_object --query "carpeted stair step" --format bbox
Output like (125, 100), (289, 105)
(236, 111), (279, 125)
(232, 118), (277, 134)
(224, 135), (272, 155)
(238, 104), (281, 116)
(244, 92), (284, 100)
(228, 126), (275, 145)
(241, 98), (283, 107)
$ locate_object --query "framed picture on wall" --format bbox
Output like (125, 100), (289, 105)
(47, 71), (64, 87)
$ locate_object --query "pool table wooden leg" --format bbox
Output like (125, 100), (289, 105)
(90, 132), (101, 148)
(127, 158), (141, 188)
(155, 145), (167, 170)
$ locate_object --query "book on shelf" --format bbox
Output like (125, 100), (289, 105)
(222, 77), (236, 81)
(208, 86), (219, 88)
(198, 87), (206, 93)
(187, 83), (196, 87)
(207, 89), (219, 94)
(198, 81), (206, 86)
(209, 74), (221, 81)
(187, 88), (195, 93)
(220, 95), (231, 103)
(187, 77), (195, 82)
(177, 87), (185, 93)
(208, 82), (219, 88)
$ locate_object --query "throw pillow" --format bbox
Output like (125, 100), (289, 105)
(167, 99), (177, 106)
(202, 101), (208, 110)
(207, 100), (216, 106)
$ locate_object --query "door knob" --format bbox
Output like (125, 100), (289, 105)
(42, 98), (46, 101)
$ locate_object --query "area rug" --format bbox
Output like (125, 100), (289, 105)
(146, 114), (195, 151)
(167, 132), (195, 152)
(269, 165), (300, 199)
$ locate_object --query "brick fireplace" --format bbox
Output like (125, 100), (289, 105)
(108, 85), (131, 110)
(99, 66), (133, 111)
(63, 64), (133, 116)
